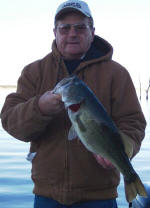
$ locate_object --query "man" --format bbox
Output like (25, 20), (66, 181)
(0, 0), (146, 208)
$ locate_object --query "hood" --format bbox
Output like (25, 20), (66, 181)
(92, 35), (113, 61)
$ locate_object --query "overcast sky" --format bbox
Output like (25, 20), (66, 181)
(0, 0), (150, 88)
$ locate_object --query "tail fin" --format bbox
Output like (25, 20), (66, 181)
(124, 175), (147, 202)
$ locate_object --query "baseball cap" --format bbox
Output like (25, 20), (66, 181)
(55, 0), (93, 20)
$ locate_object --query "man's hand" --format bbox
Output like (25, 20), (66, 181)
(38, 91), (64, 116)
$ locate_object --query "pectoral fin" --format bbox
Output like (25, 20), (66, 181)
(68, 125), (78, 140)
(75, 114), (86, 132)
(68, 114), (86, 140)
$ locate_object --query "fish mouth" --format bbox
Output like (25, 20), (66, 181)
(67, 99), (84, 112)
(68, 103), (81, 112)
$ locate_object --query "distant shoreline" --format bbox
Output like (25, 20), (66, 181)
(0, 85), (16, 89)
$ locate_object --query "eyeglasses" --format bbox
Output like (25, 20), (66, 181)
(56, 23), (91, 35)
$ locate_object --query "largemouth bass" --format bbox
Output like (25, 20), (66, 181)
(53, 75), (147, 202)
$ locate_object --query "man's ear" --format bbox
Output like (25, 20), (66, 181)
(53, 28), (56, 37)
(92, 27), (95, 40)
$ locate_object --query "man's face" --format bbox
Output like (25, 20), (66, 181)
(54, 12), (95, 60)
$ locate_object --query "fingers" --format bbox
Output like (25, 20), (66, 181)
(38, 91), (65, 116)
(93, 154), (115, 169)
(53, 93), (62, 100)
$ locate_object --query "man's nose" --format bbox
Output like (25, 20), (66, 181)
(68, 26), (78, 36)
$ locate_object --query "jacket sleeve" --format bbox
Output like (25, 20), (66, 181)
(0, 63), (53, 142)
(111, 64), (146, 157)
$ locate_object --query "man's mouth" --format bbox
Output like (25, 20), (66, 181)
(67, 42), (79, 44)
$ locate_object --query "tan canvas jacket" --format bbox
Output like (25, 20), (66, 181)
(1, 35), (146, 204)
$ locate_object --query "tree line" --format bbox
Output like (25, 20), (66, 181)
(139, 78), (150, 100)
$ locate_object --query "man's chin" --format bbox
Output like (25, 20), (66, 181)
(63, 51), (84, 60)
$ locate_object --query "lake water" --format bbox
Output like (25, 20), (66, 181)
(0, 88), (150, 208)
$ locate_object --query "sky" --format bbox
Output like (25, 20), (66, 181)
(0, 0), (150, 89)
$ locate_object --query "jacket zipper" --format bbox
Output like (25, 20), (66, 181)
(64, 112), (69, 169)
